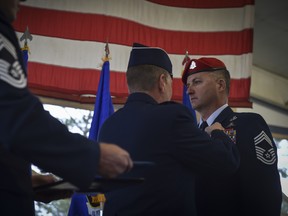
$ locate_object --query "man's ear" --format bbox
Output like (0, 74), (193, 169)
(217, 79), (226, 92)
(158, 73), (166, 92)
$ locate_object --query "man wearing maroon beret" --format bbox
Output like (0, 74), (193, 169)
(182, 57), (282, 216)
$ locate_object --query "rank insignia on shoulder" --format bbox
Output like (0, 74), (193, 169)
(224, 128), (236, 143)
(229, 116), (237, 122)
(254, 131), (276, 165)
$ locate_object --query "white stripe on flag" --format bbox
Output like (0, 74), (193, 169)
(16, 32), (252, 79)
(21, 0), (254, 32)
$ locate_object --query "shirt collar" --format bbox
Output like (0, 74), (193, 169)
(199, 104), (228, 127)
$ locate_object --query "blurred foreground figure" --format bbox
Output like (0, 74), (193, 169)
(0, 0), (132, 215)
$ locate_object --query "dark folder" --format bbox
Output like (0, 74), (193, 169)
(34, 177), (145, 194)
(33, 161), (154, 198)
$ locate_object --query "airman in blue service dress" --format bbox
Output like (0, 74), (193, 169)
(0, 9), (100, 216)
(98, 43), (240, 216)
(181, 57), (282, 216)
(99, 93), (241, 216)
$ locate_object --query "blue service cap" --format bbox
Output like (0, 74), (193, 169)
(127, 43), (173, 77)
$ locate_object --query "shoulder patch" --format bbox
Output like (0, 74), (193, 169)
(254, 131), (276, 165)
(0, 33), (27, 88)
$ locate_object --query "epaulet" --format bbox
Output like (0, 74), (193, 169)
(159, 101), (180, 105)
(231, 112), (264, 125)
(235, 112), (261, 119)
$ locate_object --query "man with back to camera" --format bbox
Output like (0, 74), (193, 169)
(182, 57), (282, 216)
(0, 0), (133, 215)
(97, 43), (240, 216)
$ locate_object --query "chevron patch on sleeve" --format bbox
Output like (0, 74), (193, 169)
(254, 131), (276, 165)
(0, 33), (27, 88)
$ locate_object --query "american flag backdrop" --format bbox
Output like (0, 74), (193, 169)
(14, 0), (254, 107)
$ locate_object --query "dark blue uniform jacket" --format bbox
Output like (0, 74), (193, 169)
(195, 106), (282, 216)
(0, 12), (100, 216)
(98, 93), (240, 216)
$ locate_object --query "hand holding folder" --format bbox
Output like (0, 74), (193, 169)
(33, 161), (154, 200)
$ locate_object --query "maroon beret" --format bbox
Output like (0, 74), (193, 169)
(182, 57), (226, 84)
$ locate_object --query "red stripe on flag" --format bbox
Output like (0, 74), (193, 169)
(26, 62), (129, 97)
(14, 6), (253, 55)
(147, 0), (254, 8)
(27, 62), (250, 105)
(230, 79), (251, 101)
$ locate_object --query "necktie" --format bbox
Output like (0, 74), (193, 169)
(200, 121), (208, 131)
